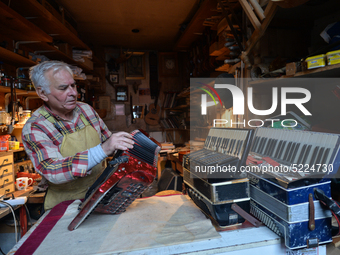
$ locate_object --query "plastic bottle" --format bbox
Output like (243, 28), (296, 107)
(17, 68), (26, 89)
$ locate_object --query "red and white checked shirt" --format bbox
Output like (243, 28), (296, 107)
(22, 102), (111, 184)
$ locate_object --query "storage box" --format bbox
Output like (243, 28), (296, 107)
(305, 54), (326, 69)
(326, 49), (340, 65)
(249, 176), (332, 249)
(8, 141), (19, 150)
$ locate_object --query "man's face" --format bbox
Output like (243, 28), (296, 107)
(44, 68), (78, 117)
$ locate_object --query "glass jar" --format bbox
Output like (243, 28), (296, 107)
(2, 77), (10, 87)
(22, 110), (31, 123)
(0, 111), (7, 125)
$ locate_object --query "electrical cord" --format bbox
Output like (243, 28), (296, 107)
(0, 200), (18, 243)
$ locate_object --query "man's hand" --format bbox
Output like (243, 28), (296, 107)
(101, 131), (134, 156)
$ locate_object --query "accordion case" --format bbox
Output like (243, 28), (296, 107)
(249, 176), (332, 249)
(68, 129), (161, 230)
(185, 174), (250, 227)
(183, 128), (254, 227)
(247, 128), (340, 249)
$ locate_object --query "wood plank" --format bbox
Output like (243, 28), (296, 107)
(8, 0), (89, 50)
(228, 62), (241, 74)
(241, 1), (278, 66)
(0, 85), (37, 95)
(0, 47), (37, 67)
(27, 192), (45, 204)
(215, 62), (240, 73)
(0, 1), (52, 42)
(216, 53), (232, 61)
(24, 42), (93, 73)
(294, 63), (340, 78)
(209, 40), (230, 56)
(217, 17), (240, 36)
(239, 0), (262, 31)
(173, 0), (218, 51)
(249, 0), (265, 21)
(249, 63), (340, 87)
(215, 63), (231, 72)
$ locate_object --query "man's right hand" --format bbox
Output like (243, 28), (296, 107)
(101, 131), (134, 156)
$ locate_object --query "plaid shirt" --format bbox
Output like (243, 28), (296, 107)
(22, 102), (111, 184)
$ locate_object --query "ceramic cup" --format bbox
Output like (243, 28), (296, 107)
(16, 177), (33, 190)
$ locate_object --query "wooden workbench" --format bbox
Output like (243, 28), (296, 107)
(7, 194), (328, 255)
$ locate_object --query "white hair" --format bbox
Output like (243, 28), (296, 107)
(29, 60), (74, 94)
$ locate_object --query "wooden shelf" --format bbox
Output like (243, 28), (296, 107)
(173, 0), (218, 51)
(215, 62), (241, 73)
(249, 63), (340, 86)
(163, 128), (190, 131)
(215, 63), (231, 72)
(8, 0), (90, 50)
(0, 47), (37, 67)
(9, 148), (25, 153)
(209, 42), (230, 57)
(0, 86), (37, 96)
(165, 104), (190, 111)
(24, 42), (93, 73)
(14, 159), (32, 167)
(294, 63), (340, 78)
(0, 1), (52, 42)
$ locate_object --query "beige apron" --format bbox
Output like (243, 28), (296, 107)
(40, 109), (105, 210)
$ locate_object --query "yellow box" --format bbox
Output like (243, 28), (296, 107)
(305, 54), (326, 69)
(326, 50), (340, 65)
(9, 141), (19, 150)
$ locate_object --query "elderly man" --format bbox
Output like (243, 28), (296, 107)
(22, 60), (134, 210)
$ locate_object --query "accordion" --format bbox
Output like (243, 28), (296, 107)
(68, 129), (161, 230)
(247, 127), (340, 249)
(183, 127), (255, 227)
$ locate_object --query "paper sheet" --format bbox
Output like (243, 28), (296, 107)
(33, 195), (221, 255)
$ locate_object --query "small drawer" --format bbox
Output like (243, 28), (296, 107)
(0, 173), (14, 188)
(0, 183), (15, 195)
(0, 154), (13, 166)
(0, 165), (13, 178)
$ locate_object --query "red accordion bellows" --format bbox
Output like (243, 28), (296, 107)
(68, 129), (160, 230)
